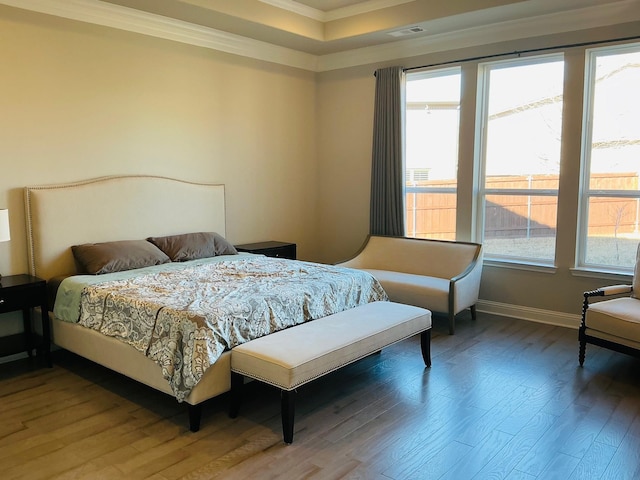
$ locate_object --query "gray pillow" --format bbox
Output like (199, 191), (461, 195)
(147, 232), (237, 262)
(72, 240), (170, 275)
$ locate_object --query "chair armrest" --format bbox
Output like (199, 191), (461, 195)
(581, 284), (633, 330)
(585, 285), (633, 298)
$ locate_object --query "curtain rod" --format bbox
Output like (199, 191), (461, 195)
(400, 34), (640, 73)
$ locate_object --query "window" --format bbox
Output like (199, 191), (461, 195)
(477, 55), (564, 263)
(405, 68), (461, 240)
(403, 42), (640, 274)
(577, 43), (640, 272)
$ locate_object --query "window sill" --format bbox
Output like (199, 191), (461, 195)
(570, 267), (632, 282)
(483, 258), (557, 274)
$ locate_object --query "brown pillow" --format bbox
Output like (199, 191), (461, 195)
(72, 240), (170, 275)
(147, 232), (238, 262)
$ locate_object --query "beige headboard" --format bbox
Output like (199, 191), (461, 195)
(24, 175), (226, 280)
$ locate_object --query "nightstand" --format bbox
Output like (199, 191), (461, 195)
(235, 241), (297, 260)
(0, 274), (50, 367)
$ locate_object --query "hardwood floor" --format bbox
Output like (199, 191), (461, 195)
(1, 312), (640, 479)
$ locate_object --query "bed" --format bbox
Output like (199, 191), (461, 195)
(24, 175), (387, 430)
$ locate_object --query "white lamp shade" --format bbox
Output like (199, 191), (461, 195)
(0, 209), (10, 242)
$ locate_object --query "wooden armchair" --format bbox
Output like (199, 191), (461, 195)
(579, 280), (640, 366)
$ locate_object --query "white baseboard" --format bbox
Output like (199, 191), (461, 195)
(477, 300), (581, 330)
(0, 351), (29, 365)
(0, 344), (59, 365)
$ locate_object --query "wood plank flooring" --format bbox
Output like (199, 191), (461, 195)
(1, 312), (640, 479)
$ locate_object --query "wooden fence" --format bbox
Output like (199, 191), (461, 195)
(406, 173), (639, 239)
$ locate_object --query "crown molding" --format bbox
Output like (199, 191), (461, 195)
(256, 0), (324, 21)
(257, 0), (415, 22)
(2, 0), (639, 73)
(324, 0), (415, 21)
(0, 0), (318, 71)
(316, 0), (640, 71)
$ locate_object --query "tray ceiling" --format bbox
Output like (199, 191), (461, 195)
(2, 0), (639, 71)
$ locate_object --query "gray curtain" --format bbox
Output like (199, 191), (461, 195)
(370, 66), (405, 236)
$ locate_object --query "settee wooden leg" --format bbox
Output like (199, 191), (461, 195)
(448, 312), (455, 335)
(470, 305), (477, 321)
(421, 329), (431, 367)
(188, 404), (202, 432)
(281, 389), (295, 444)
(579, 340), (586, 367)
(229, 371), (244, 418)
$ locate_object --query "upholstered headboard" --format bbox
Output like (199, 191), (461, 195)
(24, 175), (226, 280)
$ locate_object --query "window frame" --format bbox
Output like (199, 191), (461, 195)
(576, 42), (640, 274)
(475, 53), (565, 266)
(404, 66), (462, 240)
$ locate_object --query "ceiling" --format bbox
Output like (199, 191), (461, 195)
(3, 0), (639, 71)
(96, 0), (636, 55)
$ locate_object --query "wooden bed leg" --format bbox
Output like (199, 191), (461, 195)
(188, 404), (202, 432)
(281, 389), (295, 444)
(421, 330), (432, 367)
(229, 372), (244, 418)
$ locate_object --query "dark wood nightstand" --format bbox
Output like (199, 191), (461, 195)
(0, 274), (50, 367)
(235, 241), (297, 260)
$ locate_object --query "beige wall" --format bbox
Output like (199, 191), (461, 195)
(0, 6), (316, 335)
(316, 22), (640, 317)
(0, 6), (318, 263)
(316, 64), (376, 264)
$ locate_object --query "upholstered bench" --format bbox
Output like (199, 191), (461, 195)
(337, 235), (483, 335)
(229, 301), (432, 444)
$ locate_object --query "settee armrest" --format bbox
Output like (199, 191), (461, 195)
(451, 246), (483, 284)
(450, 246), (483, 313)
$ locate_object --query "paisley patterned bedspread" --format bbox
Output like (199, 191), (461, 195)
(65, 256), (387, 401)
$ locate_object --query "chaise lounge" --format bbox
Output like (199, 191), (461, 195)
(337, 235), (483, 334)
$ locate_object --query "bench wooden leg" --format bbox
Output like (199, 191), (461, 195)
(421, 329), (432, 367)
(229, 371), (244, 418)
(281, 389), (295, 444)
(188, 404), (202, 432)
